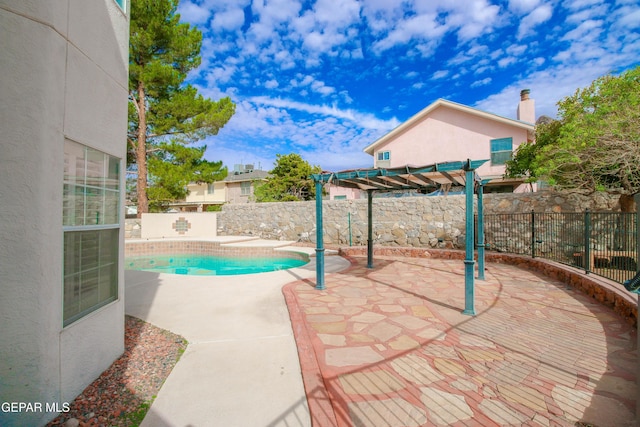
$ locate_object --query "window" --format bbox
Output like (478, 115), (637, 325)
(207, 183), (215, 194)
(490, 137), (512, 165)
(377, 151), (390, 161)
(334, 195), (347, 200)
(63, 141), (120, 326)
(241, 181), (251, 196)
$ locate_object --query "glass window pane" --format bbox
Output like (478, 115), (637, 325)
(86, 148), (106, 187)
(103, 190), (119, 224)
(84, 187), (105, 225)
(63, 273), (81, 320)
(64, 140), (86, 186)
(490, 138), (512, 152)
(79, 268), (100, 311)
(106, 156), (120, 190)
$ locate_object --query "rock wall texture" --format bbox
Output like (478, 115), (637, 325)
(216, 192), (623, 248)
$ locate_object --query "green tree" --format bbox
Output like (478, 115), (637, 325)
(505, 117), (560, 183)
(128, 0), (235, 215)
(254, 154), (322, 202)
(509, 66), (640, 211)
(146, 143), (227, 211)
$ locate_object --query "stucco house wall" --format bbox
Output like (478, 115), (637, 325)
(376, 105), (531, 183)
(185, 181), (227, 205)
(329, 93), (536, 200)
(0, 1), (129, 425)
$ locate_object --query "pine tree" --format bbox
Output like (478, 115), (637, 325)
(128, 0), (235, 214)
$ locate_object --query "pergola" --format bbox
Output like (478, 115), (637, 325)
(311, 159), (488, 316)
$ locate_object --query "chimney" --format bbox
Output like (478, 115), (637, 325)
(517, 89), (535, 123)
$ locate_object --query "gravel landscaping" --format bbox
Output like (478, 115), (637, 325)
(47, 316), (187, 427)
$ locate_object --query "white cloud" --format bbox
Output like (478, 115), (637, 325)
(471, 77), (492, 88)
(517, 4), (553, 39)
(432, 70), (449, 80)
(508, 0), (541, 14)
(177, 1), (211, 25)
(372, 13), (448, 54)
(248, 96), (400, 130)
(264, 79), (279, 89)
(212, 8), (245, 32)
(617, 7), (640, 29)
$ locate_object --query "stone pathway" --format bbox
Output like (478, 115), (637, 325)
(284, 255), (637, 427)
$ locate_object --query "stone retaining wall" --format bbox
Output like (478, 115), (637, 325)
(216, 192), (622, 248)
(339, 246), (638, 327)
(125, 218), (141, 239)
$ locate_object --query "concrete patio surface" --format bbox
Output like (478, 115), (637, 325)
(124, 243), (349, 427)
(284, 254), (638, 427)
(125, 238), (637, 427)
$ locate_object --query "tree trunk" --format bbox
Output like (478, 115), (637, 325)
(136, 81), (149, 218)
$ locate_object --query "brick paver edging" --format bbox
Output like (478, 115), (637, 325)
(339, 247), (638, 327)
(283, 286), (340, 427)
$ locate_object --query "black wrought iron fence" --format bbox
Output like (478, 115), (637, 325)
(480, 211), (638, 284)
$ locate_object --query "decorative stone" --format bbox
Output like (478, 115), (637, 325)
(325, 346), (384, 367)
(420, 388), (473, 424)
(348, 399), (427, 427)
(339, 370), (405, 395)
(478, 399), (529, 425)
(64, 419), (80, 427)
(498, 384), (547, 411)
(389, 335), (420, 350)
(391, 353), (445, 384)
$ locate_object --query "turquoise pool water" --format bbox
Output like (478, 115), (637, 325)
(126, 254), (308, 276)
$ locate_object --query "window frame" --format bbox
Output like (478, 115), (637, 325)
(490, 137), (513, 166)
(377, 151), (390, 161)
(240, 181), (251, 196)
(63, 141), (121, 327)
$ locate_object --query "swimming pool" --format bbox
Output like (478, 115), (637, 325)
(126, 254), (308, 275)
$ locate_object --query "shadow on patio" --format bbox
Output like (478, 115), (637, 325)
(283, 254), (638, 427)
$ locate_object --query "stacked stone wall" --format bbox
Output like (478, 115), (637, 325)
(216, 191), (622, 248)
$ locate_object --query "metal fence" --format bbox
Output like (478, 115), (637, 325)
(480, 211), (638, 284)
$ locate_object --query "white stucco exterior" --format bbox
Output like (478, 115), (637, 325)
(0, 1), (129, 425)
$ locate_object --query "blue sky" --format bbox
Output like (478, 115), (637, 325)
(177, 0), (640, 172)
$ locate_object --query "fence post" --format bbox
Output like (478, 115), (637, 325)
(584, 209), (591, 274)
(348, 211), (352, 246)
(531, 210), (536, 259)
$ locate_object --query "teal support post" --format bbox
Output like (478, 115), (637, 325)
(463, 167), (476, 316)
(367, 190), (374, 268)
(348, 212), (352, 246)
(477, 182), (485, 281)
(315, 180), (325, 290)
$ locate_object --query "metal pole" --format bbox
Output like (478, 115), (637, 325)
(314, 180), (325, 290)
(367, 190), (374, 268)
(477, 183), (485, 280)
(585, 209), (591, 274)
(531, 210), (536, 258)
(463, 168), (476, 316)
(348, 211), (352, 247)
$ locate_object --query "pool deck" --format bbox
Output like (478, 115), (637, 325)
(125, 238), (638, 427)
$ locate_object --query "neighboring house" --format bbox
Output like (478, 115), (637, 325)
(330, 90), (536, 199)
(1, 1), (129, 426)
(179, 164), (269, 210)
